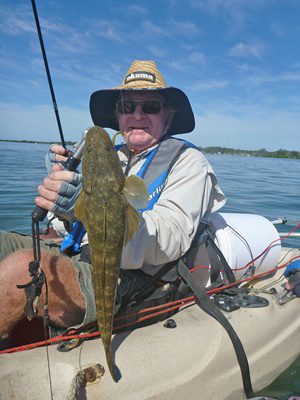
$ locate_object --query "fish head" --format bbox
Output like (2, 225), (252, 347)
(82, 127), (125, 197)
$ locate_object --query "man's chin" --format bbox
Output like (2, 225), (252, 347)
(127, 130), (150, 143)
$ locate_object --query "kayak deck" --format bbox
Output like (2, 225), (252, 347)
(0, 249), (299, 400)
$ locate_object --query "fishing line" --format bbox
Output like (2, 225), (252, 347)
(41, 279), (54, 400)
(30, 2), (62, 398)
(31, 0), (66, 149)
(278, 247), (299, 265)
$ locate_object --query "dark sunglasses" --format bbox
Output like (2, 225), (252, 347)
(116, 100), (167, 115)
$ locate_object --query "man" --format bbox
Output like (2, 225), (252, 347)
(0, 60), (225, 340)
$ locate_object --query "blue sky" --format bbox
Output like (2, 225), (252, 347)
(0, 0), (299, 150)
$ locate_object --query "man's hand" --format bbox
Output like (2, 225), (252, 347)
(35, 145), (82, 217)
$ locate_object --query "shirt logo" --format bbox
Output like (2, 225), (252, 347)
(125, 71), (156, 84)
(149, 184), (165, 201)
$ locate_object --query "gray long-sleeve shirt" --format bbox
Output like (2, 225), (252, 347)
(118, 141), (226, 280)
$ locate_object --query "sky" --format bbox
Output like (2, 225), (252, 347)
(0, 0), (299, 151)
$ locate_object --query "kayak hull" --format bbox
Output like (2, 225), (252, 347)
(0, 249), (299, 400)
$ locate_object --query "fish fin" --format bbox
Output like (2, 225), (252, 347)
(104, 345), (121, 382)
(74, 191), (86, 221)
(124, 203), (141, 245)
(123, 175), (149, 210)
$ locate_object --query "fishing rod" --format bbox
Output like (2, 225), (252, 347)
(19, 5), (87, 396)
(31, 0), (66, 149)
(271, 217), (300, 238)
(271, 217), (300, 225)
(19, 2), (87, 309)
(30, 0), (86, 223)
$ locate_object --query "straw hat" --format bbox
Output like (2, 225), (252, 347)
(89, 60), (195, 135)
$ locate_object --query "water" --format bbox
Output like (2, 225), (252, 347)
(0, 142), (299, 397)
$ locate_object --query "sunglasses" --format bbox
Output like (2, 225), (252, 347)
(116, 100), (167, 115)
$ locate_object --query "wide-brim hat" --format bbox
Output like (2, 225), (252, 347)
(89, 60), (195, 135)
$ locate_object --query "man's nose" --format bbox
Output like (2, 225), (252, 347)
(132, 104), (145, 119)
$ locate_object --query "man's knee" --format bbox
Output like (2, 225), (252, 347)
(39, 252), (86, 328)
(0, 250), (85, 330)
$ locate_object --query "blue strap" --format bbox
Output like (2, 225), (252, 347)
(136, 139), (196, 211)
(136, 146), (159, 179)
(284, 259), (300, 277)
(60, 221), (86, 254)
(138, 170), (169, 212)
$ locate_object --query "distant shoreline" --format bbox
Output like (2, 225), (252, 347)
(0, 139), (299, 159)
(0, 139), (75, 145)
(199, 146), (300, 160)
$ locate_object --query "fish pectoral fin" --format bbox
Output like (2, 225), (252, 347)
(124, 203), (141, 245)
(74, 191), (87, 221)
(123, 175), (149, 210)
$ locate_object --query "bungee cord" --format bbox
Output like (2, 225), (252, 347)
(3, 222), (299, 355)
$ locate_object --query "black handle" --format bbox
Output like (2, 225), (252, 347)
(31, 206), (48, 222)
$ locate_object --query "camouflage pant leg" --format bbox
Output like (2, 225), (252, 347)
(0, 230), (62, 261)
(0, 231), (155, 329)
(71, 254), (156, 328)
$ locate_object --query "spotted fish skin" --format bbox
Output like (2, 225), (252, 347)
(74, 126), (146, 382)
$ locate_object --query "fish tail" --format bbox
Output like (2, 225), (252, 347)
(104, 342), (121, 382)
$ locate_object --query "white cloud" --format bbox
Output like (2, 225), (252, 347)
(123, 4), (150, 15)
(168, 60), (188, 71)
(282, 71), (300, 82)
(228, 42), (265, 59)
(189, 0), (273, 32)
(1, 98), (299, 152)
(148, 46), (166, 58)
(141, 19), (200, 40)
(0, 103), (92, 142)
(91, 19), (124, 42)
(168, 19), (201, 36)
(189, 104), (300, 151)
(189, 52), (207, 64)
(242, 69), (300, 87)
(0, 5), (35, 35)
(193, 79), (229, 90)
(141, 21), (170, 37)
(270, 22), (284, 37)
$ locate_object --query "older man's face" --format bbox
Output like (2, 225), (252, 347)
(117, 91), (172, 153)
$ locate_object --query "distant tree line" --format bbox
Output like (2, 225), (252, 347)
(199, 146), (300, 159)
(1, 139), (299, 159)
(0, 139), (75, 145)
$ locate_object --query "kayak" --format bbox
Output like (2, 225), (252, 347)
(0, 216), (299, 400)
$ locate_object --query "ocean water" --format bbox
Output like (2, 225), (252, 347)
(0, 141), (299, 397)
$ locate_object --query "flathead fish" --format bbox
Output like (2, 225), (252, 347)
(74, 126), (148, 382)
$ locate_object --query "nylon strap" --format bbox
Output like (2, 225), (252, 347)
(128, 259), (180, 304)
(177, 259), (253, 398)
(206, 237), (236, 284)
